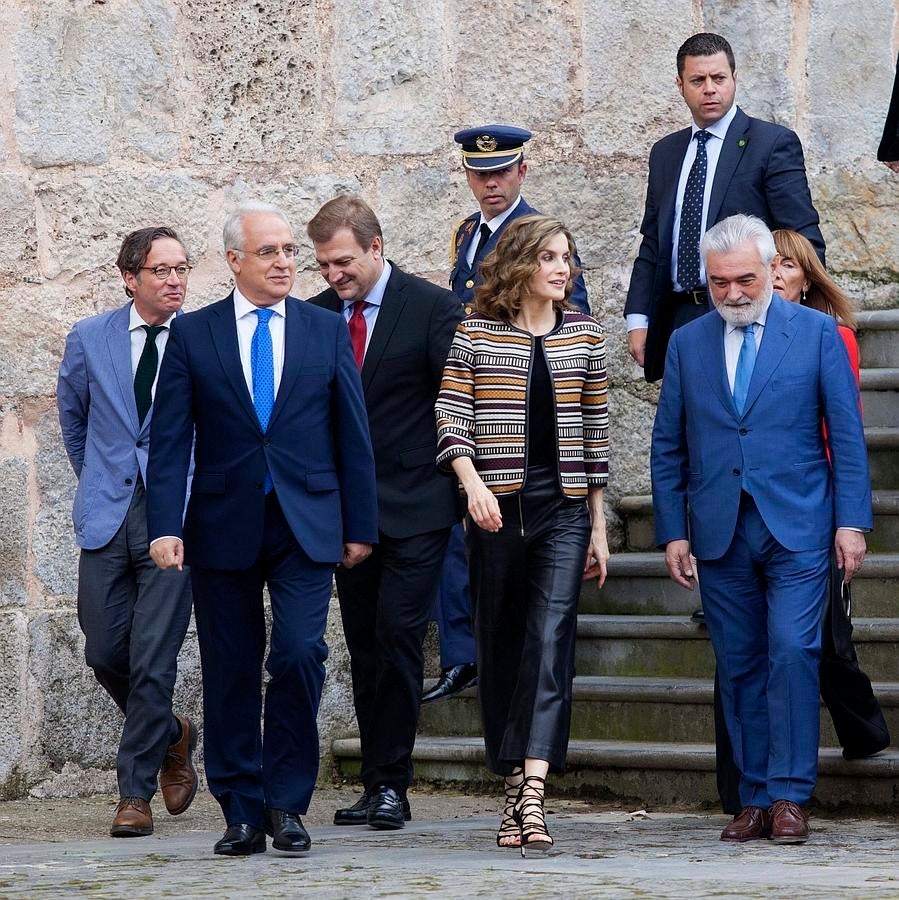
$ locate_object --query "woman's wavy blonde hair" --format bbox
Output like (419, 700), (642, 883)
(773, 229), (857, 331)
(474, 214), (580, 321)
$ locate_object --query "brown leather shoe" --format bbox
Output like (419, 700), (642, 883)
(720, 806), (771, 842)
(770, 799), (810, 844)
(110, 797), (153, 837)
(159, 715), (199, 816)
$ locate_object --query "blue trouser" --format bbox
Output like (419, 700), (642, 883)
(191, 494), (334, 828)
(698, 493), (829, 808)
(433, 522), (476, 668)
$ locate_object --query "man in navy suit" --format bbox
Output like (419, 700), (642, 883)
(308, 196), (461, 828)
(626, 32), (825, 382)
(57, 227), (197, 838)
(651, 214), (871, 844)
(147, 203), (378, 856)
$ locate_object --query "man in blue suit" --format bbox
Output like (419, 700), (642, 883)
(651, 214), (871, 844)
(626, 32), (825, 382)
(57, 227), (197, 838)
(147, 203), (378, 856)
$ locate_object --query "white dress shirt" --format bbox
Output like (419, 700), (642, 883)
(341, 261), (392, 358)
(129, 303), (176, 401)
(627, 103), (739, 333)
(465, 195), (523, 267)
(233, 287), (286, 399)
(723, 295), (769, 393)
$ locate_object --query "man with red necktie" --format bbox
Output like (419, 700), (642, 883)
(308, 195), (462, 830)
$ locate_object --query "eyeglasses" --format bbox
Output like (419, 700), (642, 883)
(234, 244), (301, 260)
(140, 264), (192, 280)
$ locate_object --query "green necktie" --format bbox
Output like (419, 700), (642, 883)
(134, 324), (165, 425)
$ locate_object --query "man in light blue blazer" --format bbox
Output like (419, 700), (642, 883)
(651, 214), (871, 845)
(57, 227), (196, 839)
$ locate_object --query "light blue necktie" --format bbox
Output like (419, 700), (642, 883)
(251, 308), (275, 493)
(732, 323), (757, 416)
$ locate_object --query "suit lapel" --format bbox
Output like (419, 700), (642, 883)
(708, 107), (749, 227)
(697, 312), (734, 416)
(361, 265), (406, 392)
(106, 303), (140, 434)
(208, 294), (260, 431)
(268, 297), (310, 429)
(741, 295), (796, 418)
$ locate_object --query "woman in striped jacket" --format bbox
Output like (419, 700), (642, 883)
(435, 215), (610, 855)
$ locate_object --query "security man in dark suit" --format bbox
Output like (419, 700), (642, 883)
(307, 195), (462, 829)
(625, 32), (825, 382)
(423, 125), (593, 707)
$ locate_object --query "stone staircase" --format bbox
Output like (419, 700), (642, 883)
(332, 309), (899, 811)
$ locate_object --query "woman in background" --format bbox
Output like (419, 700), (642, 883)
(435, 215), (609, 854)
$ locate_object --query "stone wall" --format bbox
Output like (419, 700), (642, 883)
(1, 0), (897, 799)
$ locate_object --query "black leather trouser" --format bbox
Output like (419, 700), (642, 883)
(467, 465), (591, 776)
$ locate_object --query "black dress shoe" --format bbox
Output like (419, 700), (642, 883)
(690, 608), (706, 625)
(265, 808), (311, 852)
(421, 662), (478, 704)
(367, 785), (407, 830)
(213, 823), (266, 856)
(334, 789), (412, 825)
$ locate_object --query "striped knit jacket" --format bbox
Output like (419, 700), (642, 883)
(435, 310), (609, 497)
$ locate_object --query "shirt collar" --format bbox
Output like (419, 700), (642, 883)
(233, 285), (287, 320)
(129, 303), (176, 331)
(692, 102), (738, 140)
(478, 194), (522, 232)
(342, 261), (392, 312)
(724, 292), (773, 336)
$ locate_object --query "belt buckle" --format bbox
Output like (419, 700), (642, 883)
(690, 289), (707, 305)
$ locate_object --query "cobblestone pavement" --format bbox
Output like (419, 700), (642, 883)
(1, 790), (898, 898)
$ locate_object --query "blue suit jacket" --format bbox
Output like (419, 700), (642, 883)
(146, 294), (378, 569)
(450, 197), (590, 313)
(651, 296), (871, 560)
(57, 302), (190, 550)
(626, 107), (825, 381)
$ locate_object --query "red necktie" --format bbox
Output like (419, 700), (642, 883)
(348, 300), (367, 369)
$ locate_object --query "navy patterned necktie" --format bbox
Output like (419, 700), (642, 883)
(677, 130), (711, 292)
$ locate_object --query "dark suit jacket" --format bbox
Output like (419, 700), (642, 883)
(878, 53), (899, 162)
(626, 106), (825, 381)
(450, 197), (590, 313)
(146, 294), (378, 568)
(309, 263), (462, 540)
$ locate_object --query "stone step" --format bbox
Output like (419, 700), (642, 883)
(416, 675), (899, 747)
(571, 615), (899, 680)
(331, 735), (899, 810)
(857, 309), (899, 369)
(582, 552), (899, 618)
(860, 368), (899, 428)
(867, 427), (899, 490)
(620, 489), (899, 553)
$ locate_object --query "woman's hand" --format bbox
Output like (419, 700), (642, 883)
(451, 457), (503, 532)
(583, 524), (609, 588)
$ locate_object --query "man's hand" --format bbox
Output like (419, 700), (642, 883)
(150, 537), (184, 571)
(627, 328), (647, 367)
(834, 528), (866, 583)
(664, 539), (696, 590)
(342, 542), (372, 569)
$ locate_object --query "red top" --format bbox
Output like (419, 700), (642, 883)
(824, 325), (861, 461)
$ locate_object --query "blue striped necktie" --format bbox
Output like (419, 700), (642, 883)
(251, 308), (275, 493)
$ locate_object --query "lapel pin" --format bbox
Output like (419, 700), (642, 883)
(738, 138), (746, 148)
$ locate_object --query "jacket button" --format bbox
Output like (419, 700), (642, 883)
(732, 468), (740, 476)
(738, 428), (748, 436)
(136, 439), (144, 448)
(263, 439), (271, 447)
(125, 477), (133, 485)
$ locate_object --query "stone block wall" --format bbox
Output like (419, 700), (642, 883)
(1, 0), (897, 799)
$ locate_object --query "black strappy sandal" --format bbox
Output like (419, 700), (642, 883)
(511, 774), (554, 856)
(496, 767), (524, 848)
